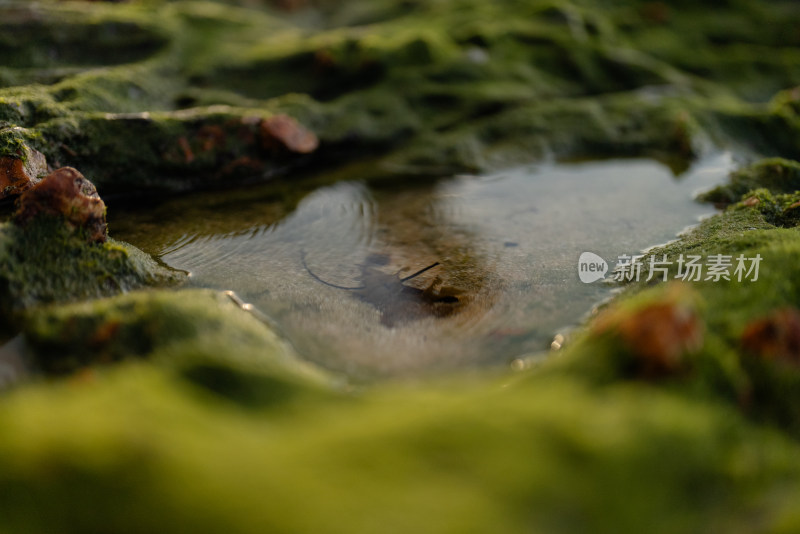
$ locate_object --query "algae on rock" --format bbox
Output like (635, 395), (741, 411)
(557, 156), (800, 439)
(0, 166), (184, 325)
(22, 288), (337, 404)
(2, 0), (799, 191)
(0, 217), (183, 321)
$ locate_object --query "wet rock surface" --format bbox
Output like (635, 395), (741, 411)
(0, 149), (46, 198)
(593, 293), (704, 379)
(260, 114), (319, 154)
(0, 167), (183, 323)
(14, 167), (107, 243)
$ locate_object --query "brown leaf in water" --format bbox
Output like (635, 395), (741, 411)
(304, 253), (465, 327)
(741, 308), (800, 364)
(353, 267), (449, 327)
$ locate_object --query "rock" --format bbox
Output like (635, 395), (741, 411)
(23, 289), (333, 395)
(618, 302), (703, 376)
(0, 218), (185, 318)
(741, 308), (800, 363)
(13, 167), (107, 244)
(0, 149), (47, 199)
(260, 115), (319, 154)
(780, 199), (800, 227)
(594, 293), (704, 378)
(699, 159), (800, 205)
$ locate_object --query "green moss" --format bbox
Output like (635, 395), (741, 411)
(38, 107), (296, 192)
(0, 85), (64, 126)
(0, 217), (184, 323)
(0, 0), (797, 191)
(0, 125), (40, 160)
(0, 362), (798, 533)
(770, 86), (800, 118)
(22, 289), (337, 405)
(552, 166), (800, 435)
(0, 17), (167, 71)
(700, 158), (800, 205)
(703, 99), (800, 162)
(385, 93), (700, 174)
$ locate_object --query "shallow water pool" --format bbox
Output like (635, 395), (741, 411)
(111, 153), (733, 379)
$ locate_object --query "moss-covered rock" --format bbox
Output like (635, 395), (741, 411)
(553, 159), (800, 436)
(700, 158), (800, 206)
(0, 165), (184, 325)
(0, 148), (47, 199)
(22, 288), (336, 404)
(1, 0), (798, 193)
(0, 211), (180, 325)
(37, 108), (321, 192)
(0, 216), (182, 322)
(13, 167), (108, 242)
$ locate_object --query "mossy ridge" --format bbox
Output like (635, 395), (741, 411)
(0, 216), (184, 324)
(384, 92), (701, 174)
(2, 0), (799, 194)
(22, 288), (337, 406)
(0, 7), (169, 74)
(0, 360), (798, 533)
(198, 1), (706, 171)
(700, 158), (800, 205)
(0, 3), (179, 120)
(617, 1), (800, 102)
(0, 125), (42, 161)
(548, 157), (800, 437)
(37, 107), (288, 192)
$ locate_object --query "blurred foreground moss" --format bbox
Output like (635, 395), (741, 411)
(2, 362), (800, 534)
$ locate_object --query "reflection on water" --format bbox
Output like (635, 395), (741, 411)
(111, 153), (733, 379)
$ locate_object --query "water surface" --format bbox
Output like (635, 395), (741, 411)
(111, 153), (733, 378)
